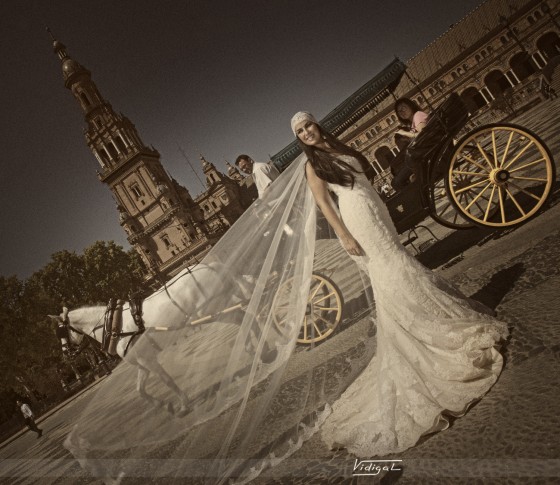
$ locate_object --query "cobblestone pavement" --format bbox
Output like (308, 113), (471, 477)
(1, 99), (560, 484)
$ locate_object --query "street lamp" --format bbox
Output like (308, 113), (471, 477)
(542, 2), (560, 30)
(499, 14), (527, 53)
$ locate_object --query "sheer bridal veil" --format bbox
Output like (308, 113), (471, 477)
(64, 153), (377, 484)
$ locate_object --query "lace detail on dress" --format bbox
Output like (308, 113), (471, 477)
(320, 155), (507, 457)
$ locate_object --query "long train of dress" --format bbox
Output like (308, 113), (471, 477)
(320, 155), (508, 457)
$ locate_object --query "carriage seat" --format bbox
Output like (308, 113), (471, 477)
(405, 92), (470, 172)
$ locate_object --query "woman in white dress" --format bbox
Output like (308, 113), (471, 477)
(62, 111), (508, 484)
(291, 111), (508, 457)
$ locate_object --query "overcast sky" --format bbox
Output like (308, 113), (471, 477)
(0, 0), (485, 278)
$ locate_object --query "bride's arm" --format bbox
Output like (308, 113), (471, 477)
(305, 163), (364, 256)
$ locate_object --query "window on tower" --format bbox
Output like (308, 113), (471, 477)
(107, 142), (118, 159)
(115, 136), (127, 153)
(80, 92), (91, 107)
(161, 235), (171, 249)
(130, 183), (144, 199)
(99, 148), (110, 164)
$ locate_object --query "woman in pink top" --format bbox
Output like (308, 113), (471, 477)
(394, 97), (429, 137)
(391, 97), (430, 189)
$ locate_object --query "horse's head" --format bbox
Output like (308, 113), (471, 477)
(67, 306), (106, 337)
(49, 306), (106, 353)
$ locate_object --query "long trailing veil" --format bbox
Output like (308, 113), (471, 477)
(64, 152), (376, 483)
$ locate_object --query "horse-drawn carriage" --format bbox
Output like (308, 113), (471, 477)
(294, 91), (556, 341)
(55, 91), (557, 386)
(385, 92), (556, 237)
(58, 92), (556, 360)
(282, 91), (556, 342)
(55, 92), (557, 477)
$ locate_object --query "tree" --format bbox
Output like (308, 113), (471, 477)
(0, 275), (59, 422)
(31, 241), (146, 308)
(0, 241), (146, 424)
(81, 241), (145, 304)
(31, 250), (86, 308)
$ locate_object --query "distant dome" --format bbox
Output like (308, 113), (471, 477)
(52, 40), (66, 52)
(200, 155), (211, 170)
(226, 161), (239, 176)
(62, 58), (86, 78)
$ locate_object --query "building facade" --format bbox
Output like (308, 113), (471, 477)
(50, 37), (256, 281)
(51, 0), (559, 281)
(272, 0), (560, 193)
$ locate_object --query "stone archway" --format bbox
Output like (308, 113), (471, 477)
(537, 31), (560, 61)
(484, 69), (511, 98)
(510, 51), (538, 81)
(460, 86), (488, 113)
(374, 146), (394, 170)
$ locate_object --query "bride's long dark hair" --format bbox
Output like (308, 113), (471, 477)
(297, 123), (375, 187)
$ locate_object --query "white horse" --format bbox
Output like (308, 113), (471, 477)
(50, 262), (242, 417)
(51, 313), (111, 381)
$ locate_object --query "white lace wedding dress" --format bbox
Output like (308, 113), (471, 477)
(320, 155), (508, 457)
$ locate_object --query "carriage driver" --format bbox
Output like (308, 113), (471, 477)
(54, 303), (72, 355)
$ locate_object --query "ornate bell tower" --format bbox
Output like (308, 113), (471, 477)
(49, 32), (217, 279)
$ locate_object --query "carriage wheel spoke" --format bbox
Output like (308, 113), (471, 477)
(504, 187), (527, 217)
(464, 182), (492, 212)
(313, 291), (336, 304)
(482, 185), (498, 222)
(476, 142), (495, 169)
(500, 131), (514, 168)
(313, 315), (333, 335)
(275, 316), (287, 328)
(503, 139), (534, 170)
(450, 126), (554, 227)
(312, 320), (325, 337)
(498, 186), (506, 223)
(309, 280), (325, 300)
(274, 274), (342, 344)
(511, 176), (548, 182)
(508, 157), (547, 173)
(274, 304), (293, 312)
(491, 130), (499, 167)
(507, 181), (542, 201)
(438, 201), (453, 216)
(455, 178), (488, 195)
(470, 188), (492, 215)
(452, 170), (487, 177)
(462, 154), (491, 173)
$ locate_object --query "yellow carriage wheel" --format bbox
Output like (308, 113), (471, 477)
(272, 273), (343, 344)
(446, 123), (556, 228)
(424, 140), (475, 230)
(427, 170), (475, 229)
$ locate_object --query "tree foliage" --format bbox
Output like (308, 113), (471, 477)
(0, 275), (59, 422)
(0, 241), (146, 423)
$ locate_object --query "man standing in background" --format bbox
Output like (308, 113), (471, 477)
(235, 155), (280, 199)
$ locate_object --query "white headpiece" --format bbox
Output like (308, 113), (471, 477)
(290, 111), (318, 135)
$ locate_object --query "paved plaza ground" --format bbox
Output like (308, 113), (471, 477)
(1, 98), (560, 484)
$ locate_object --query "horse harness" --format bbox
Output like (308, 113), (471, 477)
(99, 294), (149, 357)
(57, 318), (89, 357)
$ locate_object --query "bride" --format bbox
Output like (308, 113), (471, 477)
(292, 110), (507, 457)
(64, 112), (507, 484)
